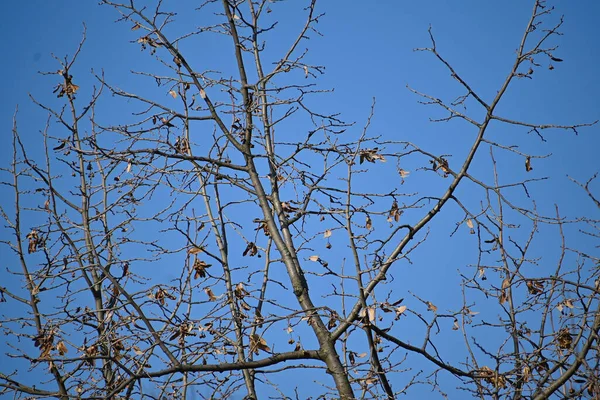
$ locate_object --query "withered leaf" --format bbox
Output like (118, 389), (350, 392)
(556, 328), (572, 349)
(169, 90), (178, 99)
(193, 259), (211, 279)
(308, 255), (320, 262)
(254, 220), (270, 236)
(242, 242), (258, 257)
(26, 229), (40, 254)
(359, 148), (386, 164)
(366, 215), (373, 230)
(395, 305), (407, 320)
(56, 341), (67, 355)
(526, 280), (544, 295)
(205, 287), (217, 301)
(499, 289), (508, 305)
(188, 246), (204, 255)
(525, 156), (533, 172)
(234, 282), (249, 299)
(550, 56), (563, 62)
(426, 301), (438, 313)
(387, 200), (401, 223)
(323, 229), (332, 238)
(325, 310), (338, 328)
(249, 334), (271, 355)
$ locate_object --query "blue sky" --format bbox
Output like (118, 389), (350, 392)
(1, 1), (599, 398)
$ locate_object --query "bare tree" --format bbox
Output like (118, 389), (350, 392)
(1, 1), (598, 399)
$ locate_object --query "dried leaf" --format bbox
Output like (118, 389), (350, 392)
(308, 255), (320, 262)
(366, 216), (372, 230)
(169, 90), (178, 99)
(205, 288), (217, 301)
(522, 365), (531, 382)
(188, 246), (204, 255)
(526, 280), (544, 295)
(56, 341), (68, 355)
(359, 148), (386, 164)
(525, 156), (533, 172)
(550, 56), (563, 62)
(452, 319), (459, 330)
(367, 307), (376, 322)
(426, 301), (437, 313)
(26, 229), (40, 254)
(132, 345), (144, 355)
(131, 23), (142, 31)
(499, 289), (508, 304)
(249, 334), (271, 354)
(323, 229), (332, 238)
(235, 282), (249, 299)
(556, 328), (572, 349)
(193, 259), (211, 279)
(564, 299), (574, 309)
(399, 169), (410, 178)
(466, 219), (474, 229)
(395, 305), (407, 320)
(242, 242), (258, 257)
(387, 200), (401, 222)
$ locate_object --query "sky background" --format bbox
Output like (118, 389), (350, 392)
(1, 1), (599, 398)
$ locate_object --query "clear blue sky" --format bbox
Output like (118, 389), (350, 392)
(1, 1), (599, 398)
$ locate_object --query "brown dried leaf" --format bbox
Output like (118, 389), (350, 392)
(249, 334), (271, 355)
(188, 246), (204, 255)
(359, 148), (386, 164)
(366, 216), (372, 230)
(242, 242), (258, 257)
(169, 90), (178, 99)
(395, 305), (407, 320)
(205, 288), (217, 301)
(426, 301), (438, 313)
(387, 200), (401, 222)
(525, 156), (533, 172)
(323, 229), (332, 238)
(26, 229), (40, 254)
(556, 328), (572, 349)
(235, 282), (249, 299)
(308, 255), (320, 262)
(56, 341), (68, 355)
(193, 259), (211, 279)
